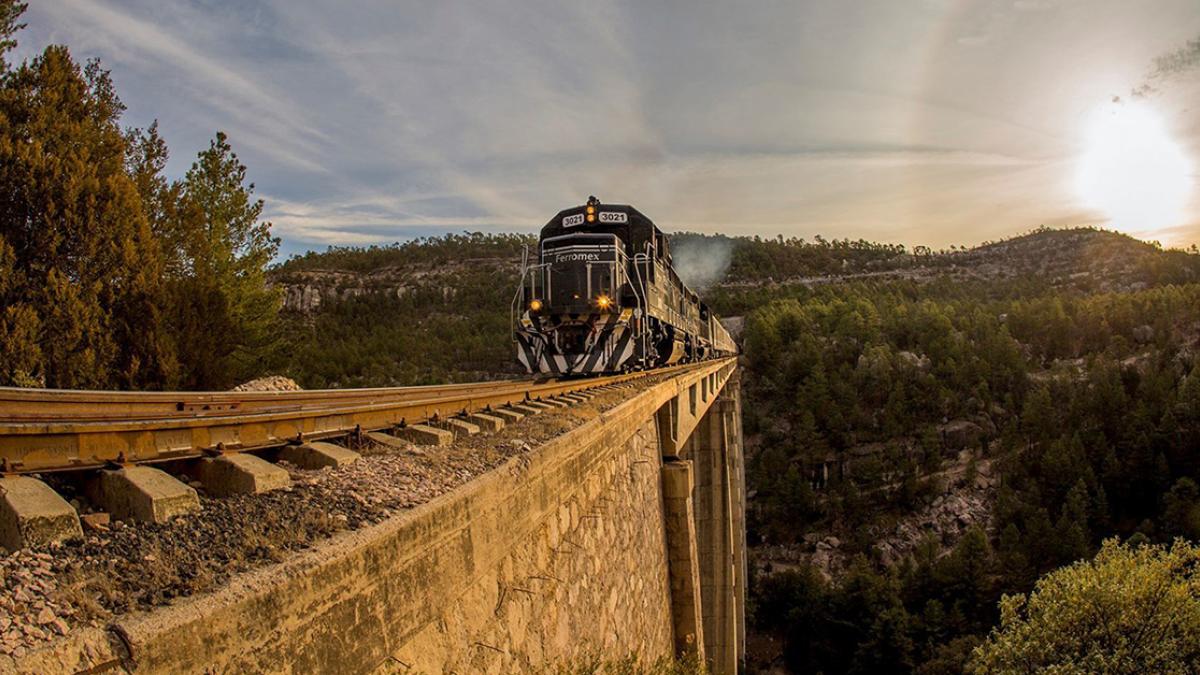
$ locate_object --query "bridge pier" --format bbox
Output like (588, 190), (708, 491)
(679, 374), (746, 674)
(661, 460), (705, 661)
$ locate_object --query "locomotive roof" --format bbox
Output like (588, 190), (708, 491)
(538, 201), (662, 244)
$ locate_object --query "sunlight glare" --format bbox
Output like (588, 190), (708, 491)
(1075, 103), (1192, 234)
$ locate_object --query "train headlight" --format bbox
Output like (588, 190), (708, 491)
(595, 295), (612, 310)
(586, 205), (596, 223)
(529, 299), (543, 311)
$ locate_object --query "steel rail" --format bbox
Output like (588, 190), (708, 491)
(0, 379), (533, 421)
(0, 360), (732, 474)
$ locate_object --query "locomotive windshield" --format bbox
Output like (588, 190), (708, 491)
(540, 233), (621, 310)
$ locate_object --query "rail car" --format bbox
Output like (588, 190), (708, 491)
(513, 197), (737, 376)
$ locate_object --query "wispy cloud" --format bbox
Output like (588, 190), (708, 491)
(15, 0), (1200, 250)
(33, 0), (331, 172)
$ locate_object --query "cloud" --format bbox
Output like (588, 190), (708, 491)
(14, 0), (1200, 252)
(262, 146), (1057, 250)
(30, 0), (332, 173)
(1013, 0), (1057, 11)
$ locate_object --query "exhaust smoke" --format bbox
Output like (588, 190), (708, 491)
(670, 235), (735, 291)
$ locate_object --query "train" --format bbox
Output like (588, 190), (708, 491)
(513, 197), (737, 376)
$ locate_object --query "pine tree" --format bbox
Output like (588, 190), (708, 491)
(0, 11), (282, 391)
(0, 1), (25, 62)
(169, 132), (281, 388)
(0, 235), (40, 385)
(1162, 477), (1200, 541)
(0, 44), (171, 388)
(1054, 480), (1091, 562)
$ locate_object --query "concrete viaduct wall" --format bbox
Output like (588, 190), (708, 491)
(15, 360), (745, 675)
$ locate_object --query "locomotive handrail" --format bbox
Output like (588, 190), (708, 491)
(631, 250), (653, 359)
(510, 244), (529, 344)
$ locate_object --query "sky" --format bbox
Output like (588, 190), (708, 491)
(16, 0), (1200, 257)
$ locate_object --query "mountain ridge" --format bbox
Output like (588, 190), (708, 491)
(271, 226), (1200, 314)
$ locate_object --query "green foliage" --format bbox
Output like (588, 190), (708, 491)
(971, 539), (1200, 674)
(743, 282), (1200, 546)
(1162, 478), (1200, 541)
(746, 276), (1200, 673)
(0, 1), (24, 61)
(0, 15), (280, 389)
(168, 132), (281, 388)
(0, 44), (169, 388)
(272, 232), (529, 387)
(750, 544), (999, 675)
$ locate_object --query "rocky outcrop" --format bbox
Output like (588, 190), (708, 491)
(938, 420), (984, 451)
(873, 480), (994, 566)
(761, 453), (997, 580)
(720, 316), (745, 342)
(271, 259), (518, 313)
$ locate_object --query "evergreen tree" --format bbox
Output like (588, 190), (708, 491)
(0, 44), (170, 388)
(1053, 480), (1091, 562)
(170, 132), (281, 388)
(1162, 477), (1200, 541)
(0, 10), (280, 390)
(0, 1), (24, 62)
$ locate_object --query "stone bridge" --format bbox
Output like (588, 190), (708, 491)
(9, 359), (745, 674)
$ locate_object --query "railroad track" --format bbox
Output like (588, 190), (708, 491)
(0, 362), (709, 474)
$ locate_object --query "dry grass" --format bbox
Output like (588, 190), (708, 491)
(541, 653), (708, 675)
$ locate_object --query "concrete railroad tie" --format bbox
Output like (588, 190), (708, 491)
(0, 475), (83, 552)
(509, 404), (543, 416)
(392, 424), (454, 446)
(438, 418), (481, 436)
(489, 408), (525, 423)
(197, 453), (292, 497)
(88, 466), (200, 524)
(279, 442), (361, 469)
(464, 413), (506, 432)
(366, 431), (410, 451)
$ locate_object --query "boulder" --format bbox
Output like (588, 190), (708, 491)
(939, 419), (983, 450)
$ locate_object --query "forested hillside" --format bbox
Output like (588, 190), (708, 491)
(272, 226), (1200, 386)
(272, 233), (532, 386)
(272, 226), (1200, 673)
(741, 280), (1200, 672)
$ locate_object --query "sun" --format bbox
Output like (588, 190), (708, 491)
(1075, 102), (1192, 235)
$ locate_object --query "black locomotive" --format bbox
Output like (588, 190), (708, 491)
(513, 197), (737, 376)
